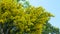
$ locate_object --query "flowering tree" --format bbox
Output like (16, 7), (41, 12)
(0, 0), (53, 34)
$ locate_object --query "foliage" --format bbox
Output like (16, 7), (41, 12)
(0, 0), (53, 34)
(42, 22), (60, 34)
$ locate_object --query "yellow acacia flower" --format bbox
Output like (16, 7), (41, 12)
(0, 19), (4, 23)
(0, 0), (53, 34)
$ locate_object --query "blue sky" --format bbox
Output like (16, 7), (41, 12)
(29, 0), (60, 28)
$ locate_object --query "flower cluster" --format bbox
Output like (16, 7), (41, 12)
(0, 0), (53, 34)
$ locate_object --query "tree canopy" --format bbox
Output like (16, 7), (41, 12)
(0, 0), (53, 34)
